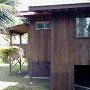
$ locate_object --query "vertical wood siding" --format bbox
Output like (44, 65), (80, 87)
(51, 13), (75, 90)
(29, 11), (90, 90)
(51, 12), (90, 90)
(29, 14), (51, 62)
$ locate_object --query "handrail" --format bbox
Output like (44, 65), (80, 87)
(75, 84), (90, 90)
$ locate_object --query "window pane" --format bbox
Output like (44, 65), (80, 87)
(44, 22), (51, 29)
(12, 35), (20, 44)
(36, 22), (44, 30)
(21, 33), (28, 44)
(76, 17), (90, 38)
(35, 21), (51, 30)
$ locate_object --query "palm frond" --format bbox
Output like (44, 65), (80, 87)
(0, 0), (7, 3)
(0, 0), (25, 31)
(5, 0), (19, 8)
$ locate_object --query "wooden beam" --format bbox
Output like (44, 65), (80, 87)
(9, 30), (24, 35)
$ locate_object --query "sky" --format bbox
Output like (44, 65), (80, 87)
(17, 0), (90, 11)
(17, 0), (30, 11)
(0, 34), (9, 47)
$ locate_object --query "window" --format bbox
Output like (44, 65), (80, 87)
(21, 33), (28, 44)
(12, 34), (20, 44)
(76, 17), (90, 38)
(12, 33), (28, 44)
(35, 21), (51, 30)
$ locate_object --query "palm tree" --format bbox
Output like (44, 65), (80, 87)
(0, 0), (25, 46)
(0, 0), (23, 31)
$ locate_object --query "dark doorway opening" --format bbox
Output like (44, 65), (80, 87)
(74, 65), (90, 90)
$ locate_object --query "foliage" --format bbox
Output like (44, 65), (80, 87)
(0, 0), (7, 3)
(0, 0), (24, 30)
(76, 18), (90, 37)
(0, 46), (23, 63)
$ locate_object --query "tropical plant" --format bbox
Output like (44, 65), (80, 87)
(0, 0), (24, 31)
(0, 46), (24, 63)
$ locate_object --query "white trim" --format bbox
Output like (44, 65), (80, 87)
(23, 76), (50, 79)
(35, 21), (51, 30)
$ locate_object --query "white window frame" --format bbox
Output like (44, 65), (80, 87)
(35, 21), (51, 30)
(76, 17), (90, 38)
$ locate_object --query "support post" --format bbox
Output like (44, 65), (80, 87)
(9, 57), (12, 75)
(20, 34), (22, 44)
(18, 58), (22, 73)
(10, 33), (12, 45)
(20, 58), (21, 71)
(30, 58), (33, 84)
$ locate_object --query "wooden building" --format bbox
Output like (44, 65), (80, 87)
(10, 1), (90, 90)
(8, 24), (29, 74)
(9, 24), (29, 58)
(28, 2), (90, 90)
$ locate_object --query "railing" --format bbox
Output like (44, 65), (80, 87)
(75, 84), (90, 90)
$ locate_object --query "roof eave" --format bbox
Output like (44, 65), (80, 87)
(29, 3), (90, 11)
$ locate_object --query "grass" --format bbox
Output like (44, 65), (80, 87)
(0, 64), (50, 90)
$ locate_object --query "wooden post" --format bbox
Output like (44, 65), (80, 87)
(30, 58), (33, 84)
(9, 33), (12, 75)
(10, 33), (12, 45)
(19, 34), (22, 73)
(20, 34), (22, 44)
(19, 58), (22, 73)
(9, 56), (12, 75)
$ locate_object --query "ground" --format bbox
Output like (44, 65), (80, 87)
(0, 64), (50, 90)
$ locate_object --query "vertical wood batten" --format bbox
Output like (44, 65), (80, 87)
(51, 13), (58, 90)
(69, 15), (75, 65)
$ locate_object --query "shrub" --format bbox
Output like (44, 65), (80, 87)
(0, 46), (24, 63)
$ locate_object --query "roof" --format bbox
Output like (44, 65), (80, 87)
(18, 11), (35, 16)
(29, 0), (90, 6)
(29, 3), (90, 11)
(0, 24), (28, 35)
(17, 0), (90, 11)
(9, 24), (28, 34)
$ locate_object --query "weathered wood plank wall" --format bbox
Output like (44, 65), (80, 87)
(51, 11), (90, 90)
(51, 12), (75, 90)
(29, 14), (51, 62)
(28, 9), (90, 90)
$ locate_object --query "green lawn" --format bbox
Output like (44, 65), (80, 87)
(0, 64), (50, 90)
